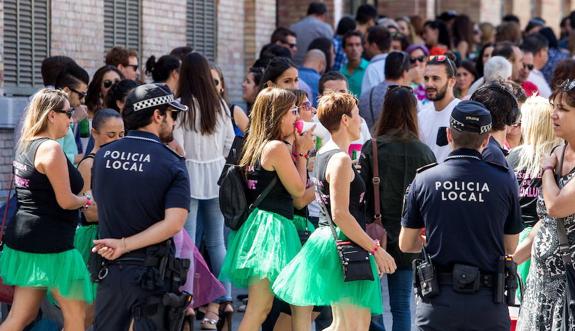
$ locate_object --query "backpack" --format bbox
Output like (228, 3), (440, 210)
(218, 164), (277, 230)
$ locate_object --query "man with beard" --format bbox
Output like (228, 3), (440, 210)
(91, 84), (192, 330)
(418, 56), (460, 162)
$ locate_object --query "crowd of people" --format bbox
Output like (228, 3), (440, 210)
(2, 1), (575, 331)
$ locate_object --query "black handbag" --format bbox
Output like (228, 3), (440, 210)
(315, 186), (374, 282)
(554, 143), (575, 330)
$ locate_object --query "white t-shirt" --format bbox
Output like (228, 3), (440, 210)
(418, 98), (461, 162)
(528, 70), (551, 98)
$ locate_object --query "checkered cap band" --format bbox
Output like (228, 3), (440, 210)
(133, 94), (174, 112)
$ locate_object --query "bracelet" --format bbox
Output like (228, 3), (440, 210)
(83, 193), (93, 209)
(542, 165), (555, 174)
(292, 152), (309, 160)
(370, 240), (380, 254)
(121, 237), (130, 252)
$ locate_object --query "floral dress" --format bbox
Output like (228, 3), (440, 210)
(518, 169), (575, 330)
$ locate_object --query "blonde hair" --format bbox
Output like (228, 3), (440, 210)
(514, 96), (560, 178)
(239, 87), (296, 168)
(18, 88), (68, 153)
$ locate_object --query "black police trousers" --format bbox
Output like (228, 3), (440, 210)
(93, 264), (165, 331)
(415, 285), (510, 331)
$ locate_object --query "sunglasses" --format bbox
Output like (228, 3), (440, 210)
(523, 63), (534, 71)
(410, 55), (426, 64)
(213, 79), (220, 87)
(54, 108), (74, 119)
(69, 87), (87, 99)
(103, 79), (121, 89)
(282, 40), (297, 49)
(299, 101), (316, 113)
(126, 64), (139, 71)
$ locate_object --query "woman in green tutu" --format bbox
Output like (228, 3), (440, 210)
(74, 108), (124, 324)
(219, 87), (316, 330)
(1, 89), (94, 330)
(272, 92), (397, 331)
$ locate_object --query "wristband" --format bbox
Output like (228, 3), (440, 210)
(370, 240), (380, 254)
(542, 165), (555, 174)
(292, 152), (309, 160)
(83, 193), (93, 209)
(121, 237), (130, 253)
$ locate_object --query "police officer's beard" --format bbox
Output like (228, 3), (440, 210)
(159, 117), (174, 143)
(426, 83), (448, 101)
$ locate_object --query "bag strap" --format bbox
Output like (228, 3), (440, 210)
(555, 143), (572, 266)
(0, 174), (15, 245)
(248, 176), (277, 213)
(371, 138), (382, 226)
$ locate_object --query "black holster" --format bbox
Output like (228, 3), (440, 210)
(139, 241), (191, 292)
(413, 249), (439, 299)
(494, 256), (517, 305)
(132, 291), (193, 331)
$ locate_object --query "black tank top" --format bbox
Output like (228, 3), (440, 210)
(7, 138), (84, 253)
(245, 161), (293, 219)
(78, 153), (96, 226)
(316, 149), (366, 229)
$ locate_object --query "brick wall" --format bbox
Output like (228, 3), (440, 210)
(141, 0), (187, 71)
(277, 0), (337, 30)
(378, 0), (435, 20)
(244, 0), (276, 71)
(0, 0), (4, 93)
(217, 0), (245, 103)
(50, 0), (104, 76)
(478, 0), (502, 25)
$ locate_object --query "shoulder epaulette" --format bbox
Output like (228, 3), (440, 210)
(485, 160), (509, 172)
(416, 162), (438, 173)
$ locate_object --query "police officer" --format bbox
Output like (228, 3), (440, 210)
(91, 83), (191, 330)
(399, 100), (523, 331)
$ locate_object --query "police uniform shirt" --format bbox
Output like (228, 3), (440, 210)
(92, 130), (191, 256)
(482, 136), (510, 168)
(401, 148), (523, 273)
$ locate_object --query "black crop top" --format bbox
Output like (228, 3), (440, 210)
(316, 149), (366, 229)
(245, 161), (294, 219)
(78, 153), (96, 226)
(7, 138), (84, 253)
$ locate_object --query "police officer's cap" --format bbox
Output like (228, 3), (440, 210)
(124, 83), (188, 116)
(450, 101), (492, 134)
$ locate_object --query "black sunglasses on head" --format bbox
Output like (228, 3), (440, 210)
(69, 87), (87, 99)
(410, 55), (426, 64)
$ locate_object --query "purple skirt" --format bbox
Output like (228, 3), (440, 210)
(173, 230), (226, 308)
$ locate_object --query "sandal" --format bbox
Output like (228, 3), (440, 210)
(200, 310), (219, 330)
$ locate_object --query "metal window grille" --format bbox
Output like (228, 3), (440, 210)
(4, 0), (50, 96)
(104, 0), (141, 54)
(186, 0), (217, 62)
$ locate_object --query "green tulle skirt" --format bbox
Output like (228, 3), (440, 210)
(74, 224), (99, 299)
(292, 214), (315, 233)
(220, 208), (302, 289)
(517, 226), (532, 300)
(272, 227), (383, 314)
(74, 224), (98, 264)
(0, 245), (94, 303)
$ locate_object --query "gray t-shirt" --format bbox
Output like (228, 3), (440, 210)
(290, 16), (334, 65)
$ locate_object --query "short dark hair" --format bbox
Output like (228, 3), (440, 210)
(169, 46), (193, 62)
(493, 41), (517, 61)
(54, 63), (89, 90)
(123, 103), (169, 131)
(502, 14), (520, 24)
(521, 33), (550, 55)
(307, 2), (327, 16)
(41, 56), (76, 87)
(145, 55), (181, 83)
(259, 57), (297, 90)
(355, 4), (377, 24)
(319, 71), (347, 95)
(367, 26), (392, 52)
(385, 52), (410, 80)
(271, 27), (297, 43)
(105, 46), (137, 67)
(342, 30), (363, 48)
(450, 130), (489, 150)
(427, 56), (457, 78)
(336, 16), (357, 36)
(92, 108), (122, 131)
(259, 43), (292, 61)
(105, 79), (141, 112)
(423, 20), (451, 48)
(470, 82), (518, 131)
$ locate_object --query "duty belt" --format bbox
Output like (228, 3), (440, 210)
(437, 272), (495, 288)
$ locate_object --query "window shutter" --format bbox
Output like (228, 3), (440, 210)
(104, 0), (141, 54)
(4, 0), (50, 96)
(186, 0), (217, 62)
